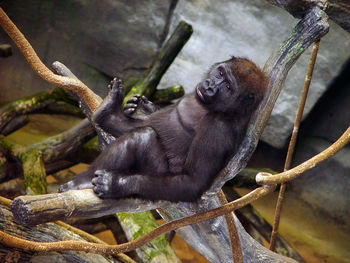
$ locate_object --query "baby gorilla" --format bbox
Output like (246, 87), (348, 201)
(59, 57), (267, 202)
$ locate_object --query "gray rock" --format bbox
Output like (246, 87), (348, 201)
(158, 0), (350, 148)
(302, 59), (350, 143)
(0, 0), (173, 103)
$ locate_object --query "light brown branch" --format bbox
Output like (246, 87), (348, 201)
(269, 40), (320, 251)
(0, 184), (275, 255)
(0, 8), (101, 111)
(217, 190), (243, 263)
(256, 126), (350, 185)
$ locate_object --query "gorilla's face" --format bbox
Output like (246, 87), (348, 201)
(196, 58), (266, 115)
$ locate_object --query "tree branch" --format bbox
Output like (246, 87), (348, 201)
(269, 40), (320, 251)
(217, 190), (243, 263)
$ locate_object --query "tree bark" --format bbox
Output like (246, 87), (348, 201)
(0, 204), (121, 263)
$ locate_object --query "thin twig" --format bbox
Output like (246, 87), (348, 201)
(0, 8), (101, 111)
(217, 190), (243, 263)
(269, 40), (320, 251)
(0, 184), (275, 255)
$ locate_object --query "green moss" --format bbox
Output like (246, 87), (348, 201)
(19, 149), (47, 194)
(123, 77), (139, 94)
(117, 211), (171, 260)
(152, 85), (185, 103)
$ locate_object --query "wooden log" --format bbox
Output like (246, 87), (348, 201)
(151, 85), (184, 104)
(10, 189), (167, 226)
(36, 102), (85, 117)
(0, 204), (120, 263)
(28, 118), (95, 163)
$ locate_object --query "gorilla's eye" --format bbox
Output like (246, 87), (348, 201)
(248, 93), (255, 99)
(219, 70), (223, 77)
(226, 84), (230, 90)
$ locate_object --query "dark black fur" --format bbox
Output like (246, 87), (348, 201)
(58, 57), (267, 202)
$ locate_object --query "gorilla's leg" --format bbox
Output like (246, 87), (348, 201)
(58, 170), (94, 192)
(59, 127), (169, 192)
(92, 77), (144, 138)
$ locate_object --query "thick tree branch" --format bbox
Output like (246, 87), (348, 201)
(28, 118), (95, 164)
(152, 85), (185, 104)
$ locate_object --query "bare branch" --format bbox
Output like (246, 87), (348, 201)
(269, 40), (320, 251)
(217, 190), (243, 263)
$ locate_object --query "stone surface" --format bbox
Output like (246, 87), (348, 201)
(0, 0), (173, 103)
(158, 0), (350, 148)
(302, 58), (350, 143)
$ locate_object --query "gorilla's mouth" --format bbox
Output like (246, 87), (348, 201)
(196, 86), (206, 102)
